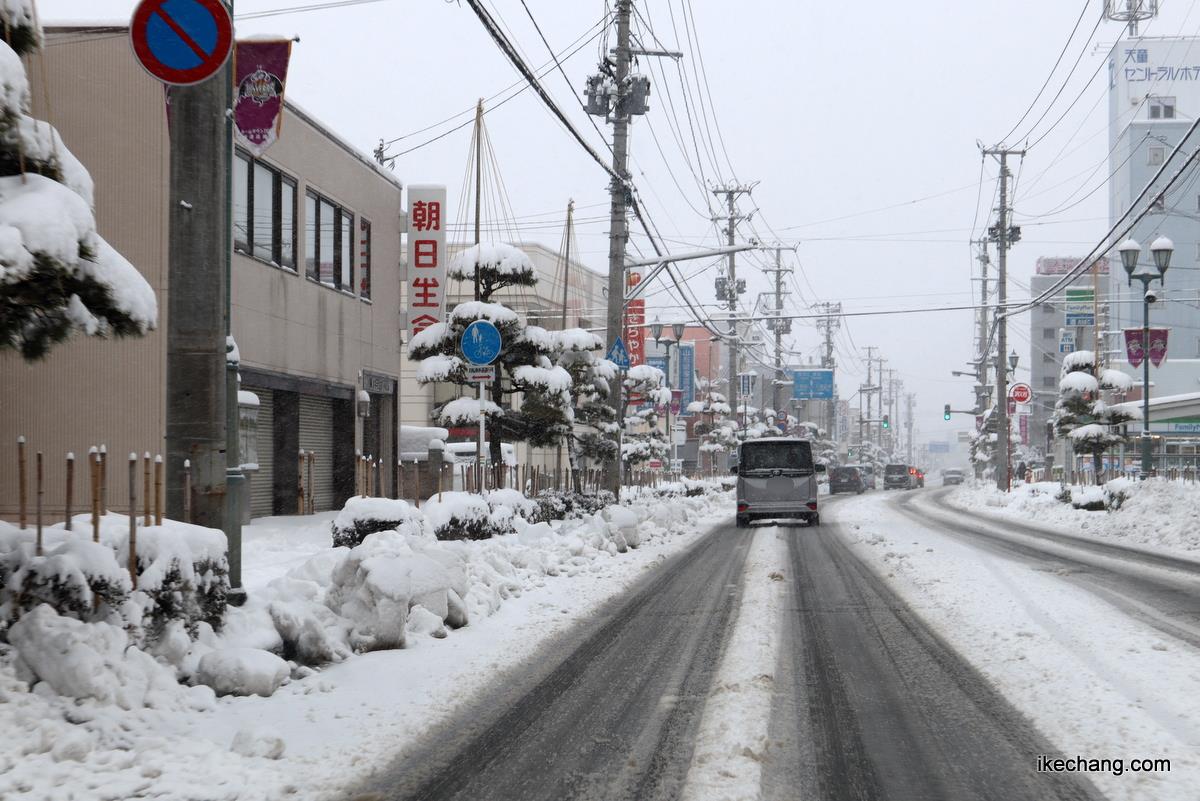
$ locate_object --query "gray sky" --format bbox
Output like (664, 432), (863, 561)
(42, 0), (1200, 443)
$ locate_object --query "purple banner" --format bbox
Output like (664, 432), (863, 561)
(234, 40), (292, 157)
(1149, 328), (1169, 367)
(1125, 329), (1145, 368)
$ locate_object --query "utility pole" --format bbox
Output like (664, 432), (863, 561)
(762, 246), (792, 424)
(971, 238), (990, 404)
(984, 146), (1024, 491)
(601, 0), (633, 496)
(166, 4), (242, 596)
(815, 302), (842, 440)
(905, 393), (915, 464)
(861, 346), (878, 450)
(712, 183), (755, 426)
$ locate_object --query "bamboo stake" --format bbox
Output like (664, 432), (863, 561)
(64, 452), (74, 531)
(127, 453), (138, 589)
(414, 460), (421, 508)
(397, 459), (403, 501)
(438, 459), (443, 503)
(90, 447), (99, 542)
(183, 458), (192, 524)
(99, 444), (107, 513)
(307, 453), (315, 514)
(154, 455), (163, 525)
(142, 452), (151, 526)
(35, 451), (43, 556)
(17, 436), (26, 529)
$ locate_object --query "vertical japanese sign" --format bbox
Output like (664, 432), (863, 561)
(677, 342), (695, 416)
(1124, 329), (1145, 368)
(233, 39), (292, 156)
(1019, 414), (1029, 445)
(1149, 329), (1169, 367)
(625, 272), (645, 368)
(406, 185), (446, 339)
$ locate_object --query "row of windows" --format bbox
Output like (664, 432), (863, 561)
(234, 150), (372, 301)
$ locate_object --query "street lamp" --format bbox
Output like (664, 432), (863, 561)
(651, 318), (686, 475)
(1008, 350), (1019, 372)
(1118, 236), (1172, 478)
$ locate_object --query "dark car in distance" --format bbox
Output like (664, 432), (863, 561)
(942, 468), (965, 485)
(884, 463), (916, 490)
(828, 466), (866, 495)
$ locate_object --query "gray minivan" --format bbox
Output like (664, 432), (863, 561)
(735, 437), (825, 528)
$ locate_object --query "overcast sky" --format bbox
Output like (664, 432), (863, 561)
(42, 0), (1200, 444)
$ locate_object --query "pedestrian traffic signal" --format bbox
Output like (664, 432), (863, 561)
(881, 414), (890, 429)
(943, 404), (952, 421)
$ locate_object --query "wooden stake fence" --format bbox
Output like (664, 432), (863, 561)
(17, 436), (26, 529)
(127, 453), (137, 590)
(142, 452), (151, 526)
(35, 451), (43, 556)
(64, 452), (74, 531)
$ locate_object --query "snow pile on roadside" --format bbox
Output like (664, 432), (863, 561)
(946, 478), (1200, 558)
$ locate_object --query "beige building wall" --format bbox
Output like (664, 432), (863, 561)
(1, 28), (169, 521)
(2, 28), (405, 520)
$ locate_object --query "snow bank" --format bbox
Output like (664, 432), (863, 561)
(947, 478), (1200, 558)
(195, 648), (290, 697)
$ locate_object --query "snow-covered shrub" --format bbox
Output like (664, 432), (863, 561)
(1104, 477), (1131, 510)
(422, 491), (501, 540)
(1070, 486), (1106, 511)
(0, 535), (130, 633)
(195, 647), (290, 697)
(1054, 484), (1072, 505)
(532, 489), (615, 523)
(331, 496), (429, 549)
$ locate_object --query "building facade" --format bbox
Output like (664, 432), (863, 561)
(1, 27), (404, 520)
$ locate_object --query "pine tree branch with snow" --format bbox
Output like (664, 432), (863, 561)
(0, 9), (156, 360)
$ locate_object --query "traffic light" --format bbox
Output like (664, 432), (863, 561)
(944, 404), (952, 421)
(881, 414), (890, 429)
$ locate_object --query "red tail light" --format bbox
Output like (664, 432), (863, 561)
(737, 502), (749, 512)
(806, 501), (817, 510)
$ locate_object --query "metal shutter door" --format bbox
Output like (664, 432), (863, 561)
(249, 388), (274, 518)
(298, 395), (334, 512)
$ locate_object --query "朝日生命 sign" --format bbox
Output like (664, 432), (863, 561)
(130, 0), (234, 86)
(405, 185), (447, 340)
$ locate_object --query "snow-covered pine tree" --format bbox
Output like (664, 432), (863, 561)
(409, 243), (572, 470)
(1052, 349), (1133, 484)
(552, 328), (619, 472)
(621, 364), (672, 468)
(795, 421), (838, 466)
(0, 6), (156, 359)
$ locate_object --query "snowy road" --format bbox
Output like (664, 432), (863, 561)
(343, 498), (1104, 801)
(897, 489), (1200, 649)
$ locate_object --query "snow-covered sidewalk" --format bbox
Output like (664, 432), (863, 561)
(0, 487), (732, 801)
(831, 491), (1200, 801)
(943, 478), (1200, 561)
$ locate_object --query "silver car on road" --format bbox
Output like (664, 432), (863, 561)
(735, 437), (825, 528)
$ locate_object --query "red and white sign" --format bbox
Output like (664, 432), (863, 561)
(405, 185), (447, 340)
(1008, 382), (1032, 404)
(625, 272), (645, 368)
(466, 365), (494, 383)
(1019, 414), (1030, 445)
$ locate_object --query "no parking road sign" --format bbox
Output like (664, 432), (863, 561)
(130, 0), (234, 86)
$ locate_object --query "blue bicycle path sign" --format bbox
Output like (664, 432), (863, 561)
(606, 336), (631, 370)
(461, 320), (503, 365)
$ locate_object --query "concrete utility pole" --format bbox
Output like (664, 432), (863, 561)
(761, 247), (792, 423)
(712, 184), (755, 426)
(861, 346), (878, 449)
(984, 146), (1025, 491)
(166, 25), (239, 583)
(971, 239), (990, 404)
(602, 0), (633, 496)
(905, 393), (915, 464)
(815, 302), (842, 439)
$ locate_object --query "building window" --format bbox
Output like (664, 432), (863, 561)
(1149, 145), (1166, 166)
(359, 218), (372, 300)
(1043, 352), (1055, 363)
(233, 149), (296, 270)
(1042, 327), (1056, 339)
(1043, 376), (1057, 389)
(305, 189), (354, 292)
(1149, 96), (1176, 119)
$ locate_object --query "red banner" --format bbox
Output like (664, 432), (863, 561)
(625, 273), (645, 368)
(1019, 414), (1029, 445)
(234, 39), (292, 157)
(1125, 329), (1145, 368)
(1149, 328), (1169, 367)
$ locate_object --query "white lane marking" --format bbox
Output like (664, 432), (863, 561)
(680, 528), (789, 801)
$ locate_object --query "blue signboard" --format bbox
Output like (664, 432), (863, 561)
(461, 320), (502, 365)
(677, 343), (696, 416)
(606, 336), (631, 369)
(646, 356), (668, 375)
(792, 369), (834, 400)
(928, 441), (950, 454)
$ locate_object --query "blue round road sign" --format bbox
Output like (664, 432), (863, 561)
(461, 320), (502, 366)
(130, 0), (234, 86)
